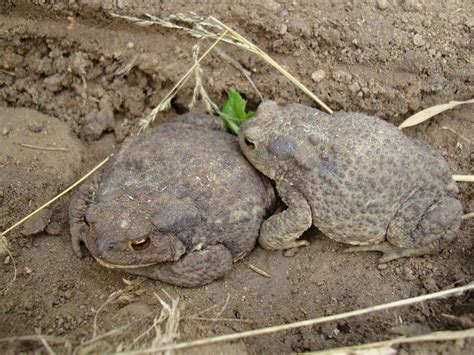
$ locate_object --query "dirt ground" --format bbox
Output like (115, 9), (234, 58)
(0, 0), (473, 353)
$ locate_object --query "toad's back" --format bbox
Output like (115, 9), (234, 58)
(288, 109), (455, 244)
(99, 122), (274, 225)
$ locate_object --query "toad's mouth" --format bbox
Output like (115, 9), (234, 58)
(92, 255), (159, 269)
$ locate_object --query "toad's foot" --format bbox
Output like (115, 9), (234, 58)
(127, 244), (233, 287)
(344, 242), (435, 263)
(258, 180), (312, 250)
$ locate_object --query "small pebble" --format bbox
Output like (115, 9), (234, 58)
(28, 121), (45, 133)
(21, 209), (52, 236)
(46, 222), (62, 236)
(402, 266), (417, 281)
(349, 82), (361, 93)
(262, 0), (281, 12)
(466, 17), (474, 28)
(311, 69), (326, 83)
(4, 255), (11, 265)
(283, 248), (298, 257)
(333, 70), (353, 83)
(377, 0), (388, 10)
(422, 18), (432, 28)
(127, 42), (134, 49)
(279, 24), (288, 35)
(378, 263), (388, 270)
(24, 266), (33, 274)
(2, 127), (9, 136)
(413, 34), (426, 47)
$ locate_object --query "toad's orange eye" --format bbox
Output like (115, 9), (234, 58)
(244, 137), (255, 149)
(130, 236), (151, 251)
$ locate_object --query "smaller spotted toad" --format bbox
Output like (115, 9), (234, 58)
(238, 101), (463, 262)
(69, 113), (275, 286)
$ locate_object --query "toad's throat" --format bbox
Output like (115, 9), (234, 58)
(93, 256), (159, 269)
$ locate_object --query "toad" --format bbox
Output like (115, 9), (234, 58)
(69, 113), (275, 286)
(238, 101), (462, 262)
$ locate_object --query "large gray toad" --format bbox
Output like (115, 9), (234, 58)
(69, 113), (276, 287)
(238, 101), (463, 262)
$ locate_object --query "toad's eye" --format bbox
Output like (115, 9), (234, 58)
(244, 137), (255, 149)
(130, 236), (151, 251)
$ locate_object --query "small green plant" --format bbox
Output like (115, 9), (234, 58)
(219, 89), (255, 134)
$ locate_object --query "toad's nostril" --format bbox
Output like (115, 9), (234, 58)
(244, 137), (255, 149)
(131, 236), (151, 251)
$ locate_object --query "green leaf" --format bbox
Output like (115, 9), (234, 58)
(219, 89), (255, 134)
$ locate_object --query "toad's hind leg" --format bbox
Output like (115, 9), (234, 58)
(259, 180), (312, 250)
(129, 244), (233, 287)
(346, 195), (463, 263)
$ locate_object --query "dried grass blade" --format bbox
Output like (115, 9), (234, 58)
(139, 29), (228, 131)
(114, 282), (474, 354)
(398, 99), (474, 129)
(452, 175), (474, 182)
(208, 16), (332, 114)
(306, 328), (474, 354)
(0, 156), (110, 240)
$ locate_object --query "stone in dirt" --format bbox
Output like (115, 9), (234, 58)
(311, 69), (326, 83)
(21, 209), (53, 236)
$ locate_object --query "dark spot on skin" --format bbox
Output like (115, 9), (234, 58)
(269, 136), (298, 157)
(344, 180), (353, 190)
(319, 159), (337, 178)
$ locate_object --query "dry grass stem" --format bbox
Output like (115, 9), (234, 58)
(441, 126), (473, 145)
(111, 12), (330, 113)
(110, 12), (245, 49)
(37, 333), (56, 355)
(188, 42), (220, 113)
(93, 278), (145, 338)
(215, 293), (230, 318)
(0, 156), (110, 240)
(306, 328), (474, 354)
(18, 143), (69, 152)
(186, 316), (254, 324)
(213, 46), (264, 101)
(115, 282), (474, 354)
(0, 236), (9, 257)
(462, 212), (474, 220)
(74, 312), (155, 353)
(1, 249), (17, 296)
(453, 175), (474, 182)
(209, 16), (332, 114)
(189, 293), (230, 319)
(0, 68), (15, 76)
(139, 29), (228, 131)
(247, 263), (271, 278)
(115, 54), (139, 76)
(0, 334), (69, 344)
(150, 292), (180, 355)
(398, 98), (474, 129)
(0, 333), (70, 354)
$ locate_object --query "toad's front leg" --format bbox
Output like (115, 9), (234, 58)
(258, 180), (312, 250)
(68, 174), (100, 257)
(128, 244), (233, 287)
